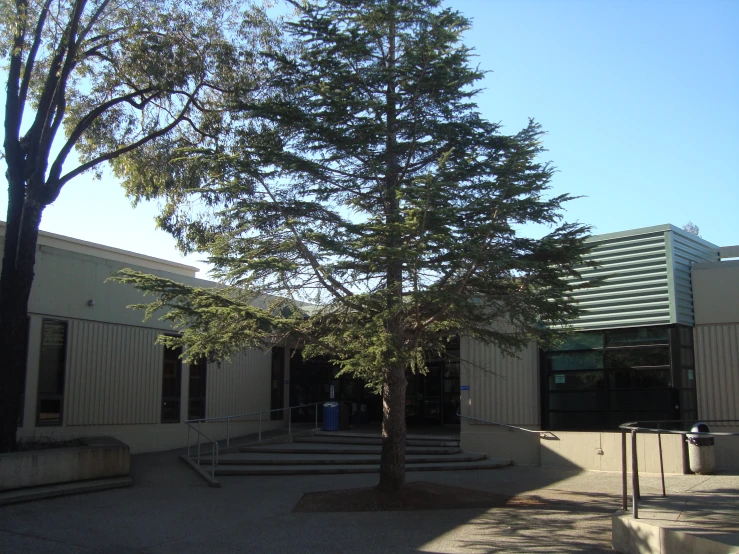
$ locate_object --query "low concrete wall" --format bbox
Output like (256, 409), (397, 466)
(460, 420), (541, 466)
(713, 426), (739, 472)
(18, 420), (284, 454)
(462, 425), (692, 473)
(541, 431), (685, 474)
(612, 513), (738, 554)
(0, 437), (130, 492)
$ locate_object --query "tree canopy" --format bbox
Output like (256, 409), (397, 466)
(0, 0), (276, 452)
(115, 0), (591, 489)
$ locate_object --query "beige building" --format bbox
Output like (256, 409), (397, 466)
(3, 224), (284, 453)
(460, 225), (739, 473)
(5, 223), (738, 471)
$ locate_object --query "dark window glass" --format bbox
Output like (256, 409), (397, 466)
(37, 319), (67, 425)
(545, 351), (604, 371)
(680, 389), (697, 411)
(551, 332), (604, 351)
(609, 389), (673, 411)
(605, 347), (669, 369)
(271, 347), (285, 420)
(162, 345), (182, 423)
(608, 368), (670, 388)
(18, 317), (30, 427)
(680, 348), (694, 368)
(188, 358), (207, 420)
(548, 371), (606, 391)
(606, 327), (669, 347)
(682, 367), (696, 388)
(548, 391), (607, 411)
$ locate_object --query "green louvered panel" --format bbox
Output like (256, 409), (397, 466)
(566, 229), (671, 329)
(668, 229), (720, 326)
(563, 225), (720, 330)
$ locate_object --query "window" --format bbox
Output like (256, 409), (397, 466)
(36, 319), (67, 425)
(271, 347), (285, 420)
(542, 325), (693, 431)
(18, 317), (30, 427)
(161, 345), (182, 423)
(188, 358), (207, 421)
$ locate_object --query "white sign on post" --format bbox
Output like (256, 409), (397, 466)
(330, 385), (335, 399)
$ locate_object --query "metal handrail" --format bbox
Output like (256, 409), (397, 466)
(618, 419), (739, 520)
(186, 421), (219, 479)
(186, 401), (352, 447)
(184, 400), (353, 479)
(456, 409), (556, 438)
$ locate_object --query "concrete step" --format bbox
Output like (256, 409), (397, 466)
(0, 476), (133, 506)
(238, 444), (461, 455)
(313, 430), (460, 441)
(215, 458), (511, 476)
(293, 435), (459, 447)
(200, 452), (486, 466)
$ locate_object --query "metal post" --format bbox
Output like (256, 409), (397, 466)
(621, 430), (627, 511)
(259, 411), (262, 442)
(288, 406), (292, 435)
(631, 429), (639, 519)
(315, 404), (318, 430)
(187, 425), (191, 459)
(197, 421), (202, 466)
(226, 417), (230, 448)
(658, 432), (666, 497)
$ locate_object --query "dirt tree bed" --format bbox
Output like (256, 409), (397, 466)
(292, 481), (549, 513)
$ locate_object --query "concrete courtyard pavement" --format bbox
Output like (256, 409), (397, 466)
(1, 449), (736, 553)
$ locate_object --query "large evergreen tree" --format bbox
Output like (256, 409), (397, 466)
(116, 0), (590, 490)
(0, 0), (275, 452)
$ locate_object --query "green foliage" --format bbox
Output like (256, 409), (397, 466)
(2, 0), (278, 200)
(115, 0), (592, 389)
(110, 268), (304, 363)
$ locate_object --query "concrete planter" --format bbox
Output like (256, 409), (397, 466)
(0, 437), (130, 492)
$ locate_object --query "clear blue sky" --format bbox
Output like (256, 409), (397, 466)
(3, 0), (738, 276)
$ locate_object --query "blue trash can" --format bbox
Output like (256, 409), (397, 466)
(322, 402), (339, 431)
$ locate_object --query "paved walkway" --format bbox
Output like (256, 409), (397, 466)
(1, 449), (736, 553)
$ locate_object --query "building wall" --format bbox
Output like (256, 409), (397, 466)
(692, 261), (739, 326)
(668, 230), (721, 326)
(564, 225), (718, 330)
(27, 242), (210, 331)
(459, 336), (541, 466)
(460, 336), (539, 426)
(691, 260), (739, 470)
(8, 231), (279, 453)
(692, 266), (739, 470)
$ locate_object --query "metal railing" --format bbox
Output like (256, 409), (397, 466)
(186, 421), (219, 479)
(456, 410), (555, 438)
(184, 400), (353, 477)
(618, 419), (739, 519)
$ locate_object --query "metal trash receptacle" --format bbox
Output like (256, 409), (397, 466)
(687, 422), (715, 475)
(322, 402), (339, 431)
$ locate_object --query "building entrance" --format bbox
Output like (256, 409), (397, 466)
(288, 338), (460, 426)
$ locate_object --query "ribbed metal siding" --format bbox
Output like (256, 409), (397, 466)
(461, 336), (539, 426)
(206, 348), (272, 418)
(65, 320), (162, 425)
(568, 231), (671, 329)
(694, 324), (739, 421)
(669, 232), (720, 326)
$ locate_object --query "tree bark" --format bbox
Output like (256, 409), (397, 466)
(378, 361), (407, 491)
(377, 0), (407, 492)
(0, 196), (44, 452)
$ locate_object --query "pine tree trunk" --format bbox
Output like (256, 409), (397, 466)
(376, 0), (407, 492)
(0, 198), (43, 452)
(378, 360), (407, 491)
